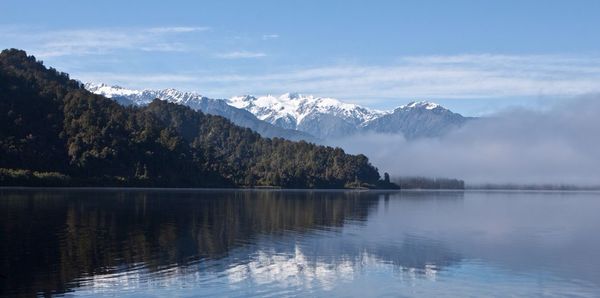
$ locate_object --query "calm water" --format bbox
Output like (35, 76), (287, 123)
(1, 189), (600, 297)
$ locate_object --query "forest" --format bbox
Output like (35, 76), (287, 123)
(393, 177), (465, 190)
(0, 49), (395, 188)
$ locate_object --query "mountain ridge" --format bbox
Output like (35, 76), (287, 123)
(85, 83), (317, 142)
(85, 83), (470, 140)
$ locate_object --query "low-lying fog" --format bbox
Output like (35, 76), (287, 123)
(332, 96), (600, 186)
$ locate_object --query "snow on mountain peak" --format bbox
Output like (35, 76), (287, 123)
(84, 82), (142, 98)
(84, 82), (459, 140)
(84, 83), (208, 106)
(402, 101), (442, 110)
(85, 83), (446, 124)
(227, 93), (386, 126)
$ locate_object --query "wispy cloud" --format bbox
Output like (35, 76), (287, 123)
(187, 54), (600, 102)
(146, 26), (210, 33)
(77, 73), (198, 86)
(72, 54), (600, 105)
(262, 34), (279, 40)
(0, 26), (209, 57)
(18, 44), (600, 107)
(216, 51), (267, 59)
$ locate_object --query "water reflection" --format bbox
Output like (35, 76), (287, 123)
(1, 189), (600, 297)
(0, 189), (382, 296)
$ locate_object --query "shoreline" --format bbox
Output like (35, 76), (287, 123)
(1, 186), (599, 193)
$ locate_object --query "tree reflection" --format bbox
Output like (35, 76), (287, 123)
(0, 189), (383, 296)
(0, 189), (465, 296)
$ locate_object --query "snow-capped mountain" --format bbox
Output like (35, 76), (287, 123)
(228, 93), (387, 127)
(84, 83), (316, 142)
(85, 83), (469, 141)
(362, 101), (469, 139)
(228, 93), (468, 139)
(85, 83), (221, 108)
(228, 93), (388, 139)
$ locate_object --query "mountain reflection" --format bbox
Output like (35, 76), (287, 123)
(0, 189), (464, 297)
(4, 189), (600, 297)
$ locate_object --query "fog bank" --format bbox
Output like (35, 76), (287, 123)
(332, 96), (600, 185)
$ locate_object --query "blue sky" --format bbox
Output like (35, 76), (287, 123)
(2, 0), (600, 115)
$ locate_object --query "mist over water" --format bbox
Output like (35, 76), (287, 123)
(333, 96), (600, 185)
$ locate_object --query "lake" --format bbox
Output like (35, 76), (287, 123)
(1, 189), (600, 297)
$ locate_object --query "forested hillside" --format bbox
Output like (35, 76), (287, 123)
(0, 49), (387, 188)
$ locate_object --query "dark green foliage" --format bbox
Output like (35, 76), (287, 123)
(375, 172), (399, 189)
(0, 49), (385, 188)
(394, 176), (465, 189)
(0, 168), (71, 186)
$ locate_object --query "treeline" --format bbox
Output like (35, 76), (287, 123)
(393, 177), (465, 189)
(0, 49), (392, 188)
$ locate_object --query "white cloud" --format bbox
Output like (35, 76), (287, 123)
(146, 26), (210, 33)
(216, 51), (267, 59)
(189, 54), (600, 101)
(8, 28), (597, 106)
(4, 24), (598, 103)
(76, 72), (198, 89)
(0, 26), (208, 57)
(262, 34), (279, 40)
(71, 54), (600, 105)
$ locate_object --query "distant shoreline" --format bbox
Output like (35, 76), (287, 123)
(1, 186), (599, 192)
(466, 185), (600, 191)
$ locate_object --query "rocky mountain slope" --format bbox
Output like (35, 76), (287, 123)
(85, 84), (316, 142)
(361, 101), (469, 139)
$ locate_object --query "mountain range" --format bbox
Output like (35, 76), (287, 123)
(84, 83), (316, 142)
(85, 84), (470, 141)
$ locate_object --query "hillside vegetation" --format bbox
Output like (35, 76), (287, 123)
(0, 49), (388, 188)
